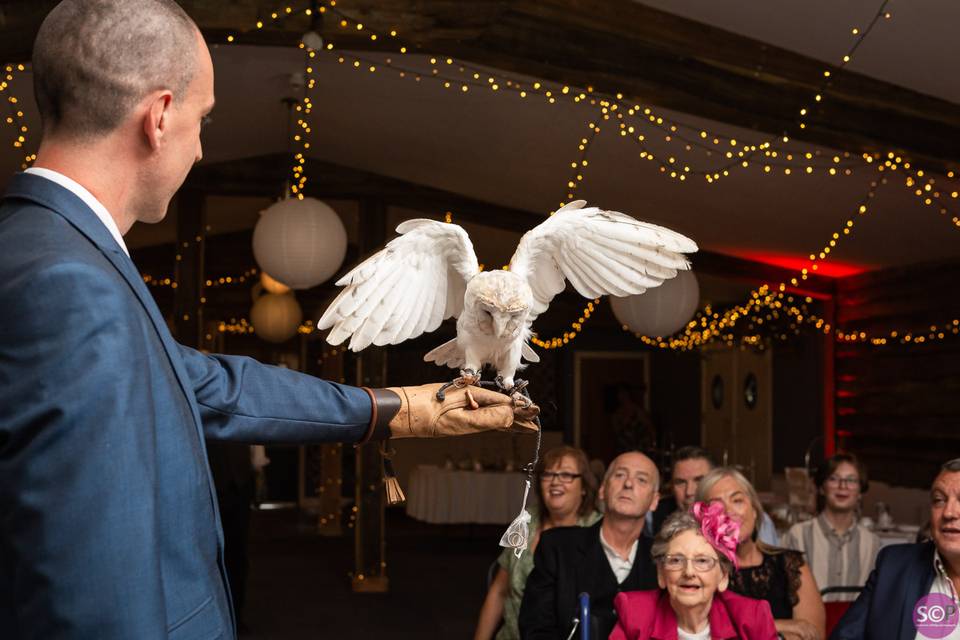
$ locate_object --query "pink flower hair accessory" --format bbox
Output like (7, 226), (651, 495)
(691, 501), (741, 570)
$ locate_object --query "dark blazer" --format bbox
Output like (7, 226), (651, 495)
(611, 589), (778, 640)
(0, 173), (375, 639)
(830, 542), (937, 640)
(519, 519), (658, 639)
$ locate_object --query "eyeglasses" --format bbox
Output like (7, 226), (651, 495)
(825, 475), (859, 488)
(540, 471), (582, 484)
(659, 554), (719, 572)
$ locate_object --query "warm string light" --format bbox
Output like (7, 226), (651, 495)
(1, 63), (35, 169)
(635, 176), (884, 351)
(143, 267), (258, 289)
(796, 0), (893, 132)
(289, 44), (317, 199)
(198, 2), (949, 351)
(530, 299), (600, 350)
(901, 167), (960, 229)
(634, 288), (831, 351)
(560, 119), (600, 207)
(610, 102), (861, 184)
(836, 319), (960, 346)
(217, 317), (320, 335)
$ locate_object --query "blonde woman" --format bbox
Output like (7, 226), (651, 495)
(474, 446), (601, 640)
(697, 467), (826, 640)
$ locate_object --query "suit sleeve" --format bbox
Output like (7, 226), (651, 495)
(177, 345), (373, 444)
(829, 548), (883, 640)
(0, 261), (167, 639)
(518, 532), (563, 639)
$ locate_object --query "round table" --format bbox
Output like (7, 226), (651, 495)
(405, 465), (528, 524)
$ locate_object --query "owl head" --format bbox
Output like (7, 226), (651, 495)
(467, 270), (532, 338)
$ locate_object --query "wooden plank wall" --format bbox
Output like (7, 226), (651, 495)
(835, 260), (960, 487)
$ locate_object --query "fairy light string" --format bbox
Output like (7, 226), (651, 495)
(1, 2), (941, 350)
(796, 0), (894, 132)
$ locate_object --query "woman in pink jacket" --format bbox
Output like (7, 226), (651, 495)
(610, 503), (777, 640)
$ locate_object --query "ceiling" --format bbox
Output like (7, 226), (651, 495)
(1, 1), (957, 275)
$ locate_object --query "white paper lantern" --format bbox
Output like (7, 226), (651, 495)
(609, 269), (700, 338)
(250, 292), (303, 343)
(252, 197), (347, 290)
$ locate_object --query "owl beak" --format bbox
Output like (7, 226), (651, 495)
(493, 315), (508, 338)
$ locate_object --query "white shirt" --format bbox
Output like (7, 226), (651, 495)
(599, 529), (638, 584)
(25, 167), (129, 256)
(678, 625), (710, 640)
(914, 550), (960, 640)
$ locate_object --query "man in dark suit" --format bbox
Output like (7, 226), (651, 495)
(831, 458), (960, 639)
(0, 2), (537, 638)
(519, 451), (661, 639)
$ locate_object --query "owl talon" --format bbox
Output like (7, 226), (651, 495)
(511, 392), (533, 409)
(455, 369), (481, 387)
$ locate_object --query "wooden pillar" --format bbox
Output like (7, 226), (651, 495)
(352, 199), (389, 593)
(174, 188), (206, 348)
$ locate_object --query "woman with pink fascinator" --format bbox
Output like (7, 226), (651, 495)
(610, 502), (778, 640)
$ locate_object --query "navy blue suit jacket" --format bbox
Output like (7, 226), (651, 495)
(0, 173), (374, 639)
(830, 542), (937, 640)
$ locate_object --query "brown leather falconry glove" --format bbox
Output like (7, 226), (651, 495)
(358, 383), (539, 443)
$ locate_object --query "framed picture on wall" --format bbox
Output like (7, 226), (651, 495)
(573, 351), (652, 465)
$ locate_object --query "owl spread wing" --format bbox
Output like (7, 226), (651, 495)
(317, 219), (480, 351)
(508, 200), (698, 323)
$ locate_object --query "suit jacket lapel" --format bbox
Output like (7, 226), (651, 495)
(2, 173), (206, 441)
(580, 522), (620, 596)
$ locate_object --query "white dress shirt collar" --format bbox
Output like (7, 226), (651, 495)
(25, 167), (130, 256)
(599, 528), (638, 584)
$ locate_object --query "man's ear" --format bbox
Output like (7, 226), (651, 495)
(143, 91), (173, 151)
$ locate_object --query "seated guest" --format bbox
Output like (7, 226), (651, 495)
(699, 468), (826, 640)
(612, 503), (778, 639)
(649, 446), (717, 535)
(519, 451), (661, 639)
(649, 447), (779, 547)
(781, 453), (880, 602)
(831, 458), (960, 639)
(474, 446), (601, 640)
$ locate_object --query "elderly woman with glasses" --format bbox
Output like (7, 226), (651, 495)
(474, 446), (601, 640)
(611, 503), (778, 639)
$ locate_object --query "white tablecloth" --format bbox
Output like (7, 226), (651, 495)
(405, 465), (528, 524)
(876, 528), (919, 548)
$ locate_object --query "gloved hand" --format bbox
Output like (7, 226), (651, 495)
(361, 383), (539, 441)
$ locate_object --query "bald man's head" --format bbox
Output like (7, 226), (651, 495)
(33, 0), (198, 139)
(600, 451), (660, 520)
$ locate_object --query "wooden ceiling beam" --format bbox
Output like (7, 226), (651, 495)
(3, 0), (958, 169)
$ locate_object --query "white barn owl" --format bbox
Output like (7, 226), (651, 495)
(317, 201), (697, 392)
